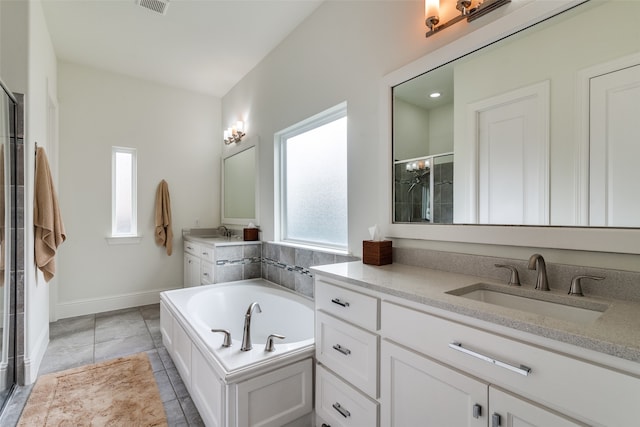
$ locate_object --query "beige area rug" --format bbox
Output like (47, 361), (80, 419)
(18, 352), (168, 427)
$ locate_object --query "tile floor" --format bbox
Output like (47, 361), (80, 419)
(0, 304), (204, 427)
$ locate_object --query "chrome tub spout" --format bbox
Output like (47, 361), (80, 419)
(241, 302), (262, 351)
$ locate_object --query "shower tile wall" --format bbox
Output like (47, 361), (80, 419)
(261, 242), (359, 298)
(394, 161), (453, 224)
(394, 163), (424, 223)
(433, 161), (453, 224)
(13, 94), (24, 386)
(214, 244), (262, 283)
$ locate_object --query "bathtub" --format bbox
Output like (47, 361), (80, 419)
(160, 279), (315, 427)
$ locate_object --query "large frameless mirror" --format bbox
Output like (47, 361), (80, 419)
(393, 0), (640, 227)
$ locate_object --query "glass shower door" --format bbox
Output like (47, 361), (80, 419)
(0, 80), (16, 412)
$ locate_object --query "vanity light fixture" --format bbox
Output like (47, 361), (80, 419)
(425, 0), (511, 38)
(223, 121), (246, 145)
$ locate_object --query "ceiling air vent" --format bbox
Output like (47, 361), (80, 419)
(136, 0), (169, 15)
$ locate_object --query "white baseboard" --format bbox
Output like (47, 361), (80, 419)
(54, 287), (181, 320)
(24, 325), (49, 384)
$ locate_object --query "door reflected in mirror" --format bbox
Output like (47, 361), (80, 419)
(223, 145), (257, 224)
(392, 0), (640, 227)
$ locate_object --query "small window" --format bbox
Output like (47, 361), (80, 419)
(111, 146), (137, 237)
(276, 103), (348, 251)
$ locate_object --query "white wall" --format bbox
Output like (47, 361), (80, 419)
(393, 99), (430, 161)
(222, 0), (640, 272)
(222, 1), (433, 254)
(56, 62), (221, 319)
(1, 0), (59, 384)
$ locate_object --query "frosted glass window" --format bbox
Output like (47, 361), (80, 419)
(111, 147), (137, 236)
(278, 104), (347, 250)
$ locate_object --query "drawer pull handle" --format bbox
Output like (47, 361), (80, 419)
(449, 342), (531, 376)
(473, 403), (482, 419)
(332, 344), (351, 356)
(492, 413), (501, 427)
(332, 402), (351, 418)
(331, 298), (350, 308)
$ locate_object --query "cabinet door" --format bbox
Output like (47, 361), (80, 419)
(184, 253), (201, 287)
(381, 340), (487, 427)
(489, 387), (586, 427)
(201, 260), (214, 285)
(172, 318), (192, 389)
(192, 347), (226, 427)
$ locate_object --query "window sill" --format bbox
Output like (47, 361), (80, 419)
(106, 235), (143, 245)
(274, 240), (350, 256)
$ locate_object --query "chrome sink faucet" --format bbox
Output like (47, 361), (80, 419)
(241, 302), (262, 351)
(528, 253), (549, 291)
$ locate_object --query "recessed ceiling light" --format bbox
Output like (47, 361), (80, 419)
(429, 92), (441, 98)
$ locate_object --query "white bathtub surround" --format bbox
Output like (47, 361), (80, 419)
(393, 246), (640, 302)
(160, 279), (314, 427)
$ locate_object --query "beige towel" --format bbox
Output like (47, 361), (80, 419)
(154, 179), (173, 255)
(34, 146), (66, 282)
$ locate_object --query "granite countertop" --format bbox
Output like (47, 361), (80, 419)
(310, 261), (640, 364)
(184, 234), (261, 247)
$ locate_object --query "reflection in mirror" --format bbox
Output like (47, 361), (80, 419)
(392, 0), (640, 227)
(222, 145), (256, 224)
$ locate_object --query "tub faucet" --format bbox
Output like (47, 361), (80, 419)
(241, 302), (262, 351)
(528, 253), (549, 291)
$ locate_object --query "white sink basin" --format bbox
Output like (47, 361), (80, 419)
(452, 286), (607, 323)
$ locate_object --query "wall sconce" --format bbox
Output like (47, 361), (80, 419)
(425, 0), (511, 38)
(223, 121), (246, 145)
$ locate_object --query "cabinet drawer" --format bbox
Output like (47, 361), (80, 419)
(201, 261), (214, 285)
(316, 311), (378, 398)
(316, 365), (378, 427)
(184, 241), (201, 256)
(316, 277), (379, 331)
(199, 244), (215, 263)
(382, 300), (640, 426)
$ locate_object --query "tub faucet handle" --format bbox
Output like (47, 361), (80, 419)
(494, 264), (521, 286)
(265, 334), (285, 352)
(211, 329), (232, 347)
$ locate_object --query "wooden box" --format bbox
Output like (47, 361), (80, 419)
(243, 228), (259, 241)
(363, 240), (392, 265)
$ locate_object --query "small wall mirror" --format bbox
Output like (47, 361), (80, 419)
(222, 141), (258, 225)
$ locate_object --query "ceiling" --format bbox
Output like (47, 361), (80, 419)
(41, 0), (324, 97)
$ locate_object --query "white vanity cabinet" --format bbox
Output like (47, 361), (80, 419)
(314, 272), (640, 427)
(381, 340), (584, 427)
(183, 239), (216, 286)
(184, 241), (203, 287)
(314, 276), (381, 427)
(382, 300), (640, 427)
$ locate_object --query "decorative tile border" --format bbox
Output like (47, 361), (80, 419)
(216, 256), (261, 266)
(262, 257), (314, 277)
